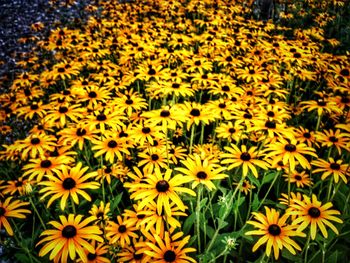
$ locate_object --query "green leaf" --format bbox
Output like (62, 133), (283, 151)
(15, 253), (30, 263)
(261, 172), (277, 186)
(247, 173), (261, 187)
(183, 213), (196, 235)
(217, 218), (228, 229)
(110, 192), (123, 212)
(252, 194), (260, 211)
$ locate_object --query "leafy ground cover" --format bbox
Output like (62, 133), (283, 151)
(0, 0), (349, 262)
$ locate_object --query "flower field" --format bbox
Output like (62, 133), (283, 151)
(0, 0), (350, 262)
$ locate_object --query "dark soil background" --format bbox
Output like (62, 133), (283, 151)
(0, 0), (93, 87)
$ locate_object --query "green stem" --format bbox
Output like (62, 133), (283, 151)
(256, 171), (280, 212)
(315, 112), (322, 132)
(200, 122), (205, 145)
(196, 185), (203, 253)
(189, 124), (196, 154)
(70, 196), (76, 215)
(206, 176), (244, 252)
(28, 196), (46, 229)
(303, 230), (311, 263)
(326, 176), (334, 201)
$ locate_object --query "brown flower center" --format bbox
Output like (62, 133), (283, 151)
(284, 144), (296, 152)
(160, 110), (170, 117)
(330, 163), (340, 170)
(40, 160), (52, 168)
(164, 250), (176, 262)
(329, 136), (338, 143)
(88, 91), (97, 98)
(59, 106), (68, 114)
(62, 225), (77, 238)
(265, 120), (276, 129)
(87, 253), (97, 260)
(142, 127), (151, 134)
(96, 114), (107, 121)
(0, 207), (6, 216)
(240, 152), (251, 161)
(107, 140), (118, 148)
(268, 224), (281, 236)
(190, 108), (200, 117)
(197, 171), (207, 179)
(30, 138), (40, 145)
(308, 207), (321, 218)
(76, 128), (86, 136)
(156, 180), (170, 192)
(151, 154), (159, 161)
(62, 178), (76, 190)
(118, 225), (127, 233)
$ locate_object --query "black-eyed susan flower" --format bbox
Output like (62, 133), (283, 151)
(221, 144), (268, 178)
(126, 168), (195, 216)
(175, 154), (227, 191)
(105, 215), (138, 248)
(311, 157), (350, 183)
(287, 194), (343, 240)
(91, 132), (131, 164)
(77, 240), (111, 263)
(245, 207), (305, 260)
(37, 214), (103, 262)
(16, 134), (57, 159)
(0, 197), (31, 236)
(264, 138), (317, 171)
(39, 162), (99, 210)
(144, 230), (196, 263)
(89, 201), (110, 226)
(283, 170), (313, 188)
(315, 129), (350, 155)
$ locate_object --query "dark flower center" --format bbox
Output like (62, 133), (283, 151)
(284, 144), (296, 152)
(197, 171), (207, 179)
(294, 175), (302, 181)
(249, 69), (255, 74)
(108, 140), (118, 148)
(87, 253), (97, 260)
(228, 128), (236, 134)
(41, 160), (52, 168)
(62, 178), (76, 190)
(330, 163), (340, 170)
(190, 108), (200, 117)
(243, 113), (252, 119)
(97, 114), (107, 121)
(88, 91), (97, 98)
(317, 100), (327, 107)
(194, 60), (201, 66)
(329, 136), (338, 143)
(30, 104), (39, 110)
(160, 110), (170, 117)
(172, 83), (180, 89)
(267, 111), (275, 117)
(62, 225), (77, 238)
(97, 212), (104, 218)
(118, 225), (127, 233)
(134, 253), (143, 260)
(226, 56), (233, 62)
(142, 127), (151, 134)
(268, 224), (281, 236)
(164, 250), (176, 262)
(125, 99), (133, 105)
(57, 67), (65, 73)
(265, 120), (276, 129)
(31, 138), (40, 145)
(59, 106), (68, 114)
(148, 68), (156, 75)
(219, 103), (226, 109)
(222, 85), (230, 91)
(0, 207), (5, 216)
(303, 132), (311, 139)
(119, 131), (128, 138)
(341, 96), (349, 104)
(156, 180), (170, 192)
(293, 52), (301, 58)
(308, 207), (321, 218)
(240, 152), (251, 161)
(104, 167), (112, 173)
(15, 181), (23, 187)
(76, 128), (86, 136)
(137, 214), (145, 219)
(340, 68), (349, 77)
(151, 154), (159, 161)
